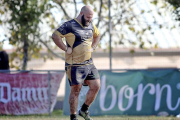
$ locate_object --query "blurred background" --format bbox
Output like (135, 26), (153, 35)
(0, 0), (180, 110)
(0, 0), (180, 71)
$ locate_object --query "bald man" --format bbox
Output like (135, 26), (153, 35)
(52, 5), (101, 120)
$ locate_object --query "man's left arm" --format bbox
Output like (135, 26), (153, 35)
(91, 34), (101, 50)
(92, 23), (101, 51)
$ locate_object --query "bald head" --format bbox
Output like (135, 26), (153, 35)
(77, 5), (94, 27)
(81, 5), (94, 14)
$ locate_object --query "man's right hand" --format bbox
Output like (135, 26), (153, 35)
(66, 47), (72, 54)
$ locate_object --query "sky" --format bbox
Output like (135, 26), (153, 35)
(0, 26), (12, 49)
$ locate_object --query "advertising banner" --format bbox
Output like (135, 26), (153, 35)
(63, 69), (180, 116)
(0, 72), (64, 115)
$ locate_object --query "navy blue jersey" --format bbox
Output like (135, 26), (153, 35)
(54, 19), (100, 66)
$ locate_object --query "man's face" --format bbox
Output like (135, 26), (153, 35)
(81, 13), (93, 27)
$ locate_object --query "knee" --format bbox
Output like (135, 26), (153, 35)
(71, 90), (81, 96)
(69, 88), (81, 103)
(96, 82), (101, 89)
(70, 86), (82, 95)
(91, 83), (101, 92)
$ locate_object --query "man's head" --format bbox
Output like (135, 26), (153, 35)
(80, 5), (94, 27)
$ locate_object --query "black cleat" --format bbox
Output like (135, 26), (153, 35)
(79, 109), (93, 120)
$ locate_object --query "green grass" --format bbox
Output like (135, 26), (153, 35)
(0, 110), (179, 120)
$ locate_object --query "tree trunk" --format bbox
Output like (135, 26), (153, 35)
(22, 39), (28, 70)
(21, 0), (28, 70)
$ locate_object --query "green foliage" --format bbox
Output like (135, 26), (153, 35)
(151, 0), (180, 23)
(0, 42), (3, 51)
(151, 0), (158, 5)
(167, 0), (180, 8)
(53, 0), (167, 51)
(130, 49), (135, 54)
(0, 0), (177, 70)
(166, 0), (180, 22)
(0, 0), (56, 70)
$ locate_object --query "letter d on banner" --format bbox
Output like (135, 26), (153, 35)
(100, 75), (116, 111)
(0, 83), (11, 103)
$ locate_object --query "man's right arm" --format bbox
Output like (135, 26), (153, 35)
(52, 33), (72, 54)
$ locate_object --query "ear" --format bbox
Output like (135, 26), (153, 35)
(80, 12), (83, 16)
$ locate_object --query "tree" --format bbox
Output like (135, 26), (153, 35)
(0, 0), (63, 70)
(0, 0), (176, 70)
(166, 0), (180, 22)
(53, 0), (171, 50)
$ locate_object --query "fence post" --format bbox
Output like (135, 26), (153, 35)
(48, 71), (51, 116)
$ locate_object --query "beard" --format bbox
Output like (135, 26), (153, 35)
(81, 15), (90, 27)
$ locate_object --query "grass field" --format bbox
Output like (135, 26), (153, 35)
(0, 110), (179, 120)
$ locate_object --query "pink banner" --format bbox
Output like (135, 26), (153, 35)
(0, 72), (64, 115)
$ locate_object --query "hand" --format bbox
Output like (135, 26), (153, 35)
(66, 47), (72, 54)
(87, 47), (94, 52)
(90, 47), (94, 52)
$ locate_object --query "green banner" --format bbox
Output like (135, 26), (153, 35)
(63, 69), (180, 116)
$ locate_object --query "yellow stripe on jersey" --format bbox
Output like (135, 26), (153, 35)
(92, 23), (100, 38)
(74, 18), (84, 28)
(64, 33), (75, 48)
(54, 30), (64, 38)
(72, 41), (92, 64)
(65, 53), (73, 64)
(54, 30), (75, 48)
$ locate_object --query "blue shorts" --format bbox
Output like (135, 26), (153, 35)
(65, 64), (100, 86)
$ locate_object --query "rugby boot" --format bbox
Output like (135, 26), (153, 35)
(79, 109), (93, 120)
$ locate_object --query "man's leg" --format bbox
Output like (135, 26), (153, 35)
(84, 79), (101, 106)
(69, 84), (82, 120)
(79, 79), (101, 120)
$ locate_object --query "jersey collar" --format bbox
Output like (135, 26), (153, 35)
(74, 18), (85, 28)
